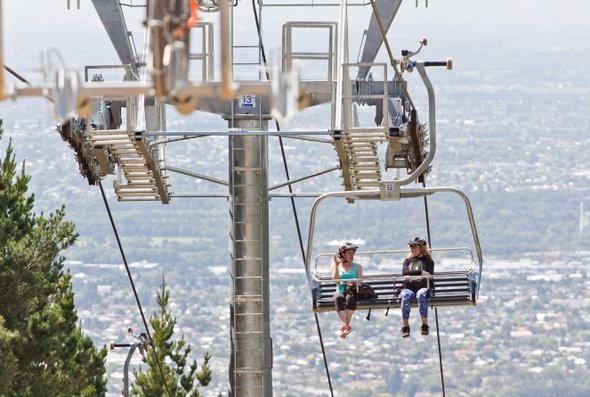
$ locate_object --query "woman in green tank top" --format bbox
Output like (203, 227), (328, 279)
(331, 242), (363, 338)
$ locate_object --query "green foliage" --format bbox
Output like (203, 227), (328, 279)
(131, 278), (213, 397)
(0, 316), (18, 390)
(0, 122), (107, 396)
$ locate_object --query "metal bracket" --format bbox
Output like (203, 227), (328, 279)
(378, 180), (400, 200)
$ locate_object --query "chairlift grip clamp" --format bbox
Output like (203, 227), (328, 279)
(378, 180), (401, 201)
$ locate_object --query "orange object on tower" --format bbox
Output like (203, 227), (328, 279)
(187, 0), (199, 28)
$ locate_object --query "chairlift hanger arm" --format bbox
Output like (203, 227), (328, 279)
(391, 60), (447, 187)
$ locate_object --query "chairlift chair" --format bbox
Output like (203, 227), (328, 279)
(304, 187), (483, 314)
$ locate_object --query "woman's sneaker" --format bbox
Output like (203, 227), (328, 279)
(401, 326), (410, 338)
(340, 325), (353, 338)
(421, 324), (429, 336)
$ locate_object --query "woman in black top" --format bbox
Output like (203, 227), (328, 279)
(400, 236), (434, 338)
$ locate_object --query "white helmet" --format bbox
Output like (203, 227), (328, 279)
(339, 241), (359, 252)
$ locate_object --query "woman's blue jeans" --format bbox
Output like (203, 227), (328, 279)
(400, 288), (429, 320)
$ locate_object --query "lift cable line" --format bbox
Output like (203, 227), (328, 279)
(421, 177), (446, 396)
(3, 65), (54, 103)
(98, 181), (173, 397)
(251, 0), (305, 260)
(435, 306), (446, 396)
(251, 2), (335, 395)
(4, 65), (31, 85)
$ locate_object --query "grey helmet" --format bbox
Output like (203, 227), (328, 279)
(339, 241), (359, 252)
(408, 236), (427, 246)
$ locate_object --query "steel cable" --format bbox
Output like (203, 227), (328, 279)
(98, 181), (173, 397)
(422, 178), (446, 396)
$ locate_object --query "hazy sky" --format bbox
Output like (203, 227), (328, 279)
(3, 0), (589, 79)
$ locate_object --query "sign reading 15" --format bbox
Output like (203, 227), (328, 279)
(239, 95), (256, 108)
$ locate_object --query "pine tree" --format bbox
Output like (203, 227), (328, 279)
(132, 278), (213, 397)
(0, 121), (108, 396)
